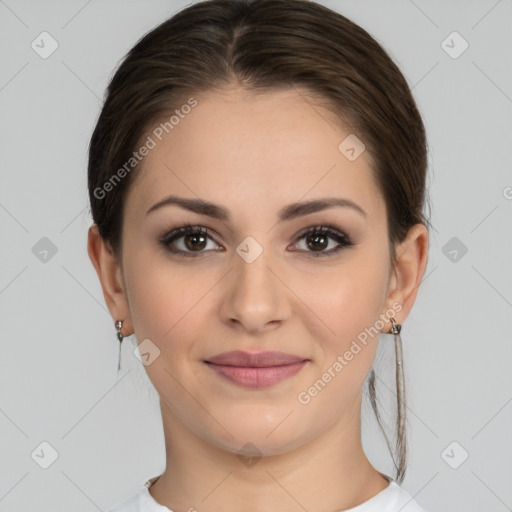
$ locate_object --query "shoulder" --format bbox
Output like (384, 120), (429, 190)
(107, 489), (141, 512)
(385, 481), (426, 512)
(343, 478), (427, 512)
(107, 478), (171, 512)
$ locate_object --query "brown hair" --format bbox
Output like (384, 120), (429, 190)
(88, 0), (430, 484)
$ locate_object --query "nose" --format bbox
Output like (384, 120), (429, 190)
(219, 246), (291, 335)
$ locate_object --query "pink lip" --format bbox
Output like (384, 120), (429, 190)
(205, 351), (309, 388)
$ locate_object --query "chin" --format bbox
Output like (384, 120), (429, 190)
(201, 413), (312, 458)
(216, 434), (303, 460)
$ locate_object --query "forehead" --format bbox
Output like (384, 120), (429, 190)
(126, 86), (384, 220)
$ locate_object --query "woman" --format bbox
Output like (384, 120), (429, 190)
(87, 0), (430, 510)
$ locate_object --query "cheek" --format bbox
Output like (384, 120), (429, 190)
(126, 256), (208, 342)
(124, 257), (211, 398)
(294, 249), (390, 384)
(123, 246), (228, 384)
(302, 252), (389, 341)
(293, 266), (388, 419)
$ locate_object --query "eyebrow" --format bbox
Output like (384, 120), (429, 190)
(146, 195), (367, 221)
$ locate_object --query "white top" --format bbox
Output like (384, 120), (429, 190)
(108, 474), (426, 512)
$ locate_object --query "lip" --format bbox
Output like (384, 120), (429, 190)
(204, 351), (309, 388)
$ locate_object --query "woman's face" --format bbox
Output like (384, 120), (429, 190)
(118, 87), (399, 455)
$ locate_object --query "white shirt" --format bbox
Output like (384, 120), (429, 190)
(108, 474), (426, 512)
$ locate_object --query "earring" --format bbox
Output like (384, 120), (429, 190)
(389, 317), (401, 335)
(390, 317), (407, 483)
(115, 320), (124, 372)
(389, 318), (403, 366)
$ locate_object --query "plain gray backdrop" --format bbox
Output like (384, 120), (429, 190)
(1, 0), (511, 511)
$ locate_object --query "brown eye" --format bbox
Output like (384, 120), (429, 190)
(182, 232), (208, 251)
(160, 224), (221, 257)
(305, 232), (329, 252)
(292, 225), (355, 257)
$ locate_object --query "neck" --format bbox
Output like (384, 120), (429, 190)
(148, 400), (389, 512)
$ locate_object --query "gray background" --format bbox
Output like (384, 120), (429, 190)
(1, 0), (511, 510)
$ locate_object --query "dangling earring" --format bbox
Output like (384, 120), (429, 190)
(389, 318), (403, 374)
(390, 317), (407, 483)
(390, 317), (401, 335)
(115, 320), (124, 372)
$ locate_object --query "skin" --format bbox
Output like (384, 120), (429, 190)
(88, 86), (428, 512)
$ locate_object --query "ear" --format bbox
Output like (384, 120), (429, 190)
(382, 223), (429, 331)
(87, 224), (133, 336)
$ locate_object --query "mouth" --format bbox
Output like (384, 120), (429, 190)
(204, 351), (309, 388)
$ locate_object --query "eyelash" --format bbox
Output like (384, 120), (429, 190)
(159, 223), (356, 258)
